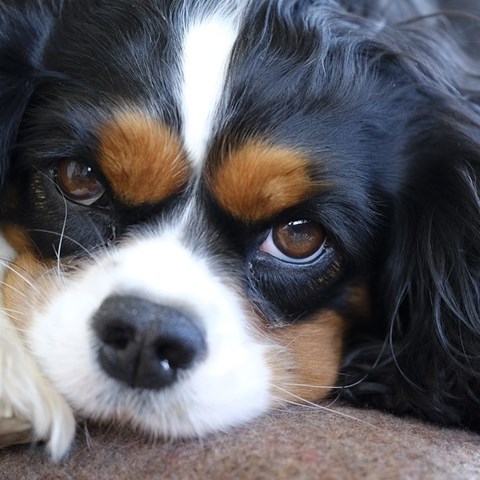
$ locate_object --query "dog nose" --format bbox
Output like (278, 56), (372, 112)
(92, 295), (207, 390)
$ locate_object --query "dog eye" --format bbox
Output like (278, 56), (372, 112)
(56, 159), (105, 206)
(260, 219), (326, 264)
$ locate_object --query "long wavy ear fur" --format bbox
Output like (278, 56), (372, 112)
(338, 0), (480, 429)
(0, 0), (58, 189)
(341, 85), (480, 430)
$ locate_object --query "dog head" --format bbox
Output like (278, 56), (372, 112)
(1, 0), (480, 441)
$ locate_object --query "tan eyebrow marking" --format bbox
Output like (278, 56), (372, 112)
(98, 111), (190, 205)
(207, 140), (319, 222)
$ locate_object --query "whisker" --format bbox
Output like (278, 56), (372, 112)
(84, 214), (112, 248)
(2, 307), (27, 316)
(28, 229), (98, 261)
(82, 422), (93, 451)
(32, 168), (112, 258)
(272, 385), (378, 427)
(324, 392), (342, 409)
(1, 316), (31, 335)
(0, 280), (30, 300)
(4, 313), (27, 325)
(34, 169), (69, 275)
(283, 372), (372, 390)
(281, 382), (335, 390)
(0, 261), (48, 302)
(56, 192), (69, 276)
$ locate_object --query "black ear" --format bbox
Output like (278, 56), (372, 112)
(341, 95), (480, 429)
(0, 1), (58, 187)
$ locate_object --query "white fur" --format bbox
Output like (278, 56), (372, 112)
(0, 235), (75, 461)
(27, 219), (273, 441)
(180, 15), (239, 166)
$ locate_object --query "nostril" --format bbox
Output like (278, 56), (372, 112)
(98, 320), (136, 351)
(155, 338), (198, 370)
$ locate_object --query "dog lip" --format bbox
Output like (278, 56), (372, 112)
(92, 295), (207, 390)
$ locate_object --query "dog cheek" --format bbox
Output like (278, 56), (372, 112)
(267, 311), (345, 403)
(2, 249), (55, 332)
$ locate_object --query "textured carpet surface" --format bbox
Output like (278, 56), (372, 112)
(1, 404), (479, 479)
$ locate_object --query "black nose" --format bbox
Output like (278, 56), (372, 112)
(92, 295), (207, 390)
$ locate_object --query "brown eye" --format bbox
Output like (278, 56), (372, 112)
(260, 219), (326, 264)
(56, 159), (105, 206)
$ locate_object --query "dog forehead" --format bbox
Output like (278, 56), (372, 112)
(94, 13), (239, 206)
(91, 7), (325, 212)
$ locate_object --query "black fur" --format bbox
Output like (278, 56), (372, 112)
(1, 0), (480, 431)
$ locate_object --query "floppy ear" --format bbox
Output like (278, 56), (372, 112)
(0, 1), (58, 187)
(342, 95), (480, 429)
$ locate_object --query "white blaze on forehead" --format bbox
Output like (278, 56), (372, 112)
(180, 16), (239, 166)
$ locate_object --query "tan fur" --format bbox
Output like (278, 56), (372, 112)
(98, 110), (190, 205)
(348, 285), (371, 318)
(2, 225), (33, 254)
(0, 226), (51, 314)
(2, 250), (51, 332)
(208, 140), (320, 222)
(269, 311), (345, 402)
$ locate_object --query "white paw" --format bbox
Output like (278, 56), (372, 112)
(0, 317), (76, 461)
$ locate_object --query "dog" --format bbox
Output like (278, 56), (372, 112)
(1, 0), (480, 460)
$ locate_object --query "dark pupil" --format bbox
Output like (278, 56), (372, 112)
(273, 220), (324, 259)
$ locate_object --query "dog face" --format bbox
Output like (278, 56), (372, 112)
(1, 0), (480, 450)
(2, 0), (354, 437)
